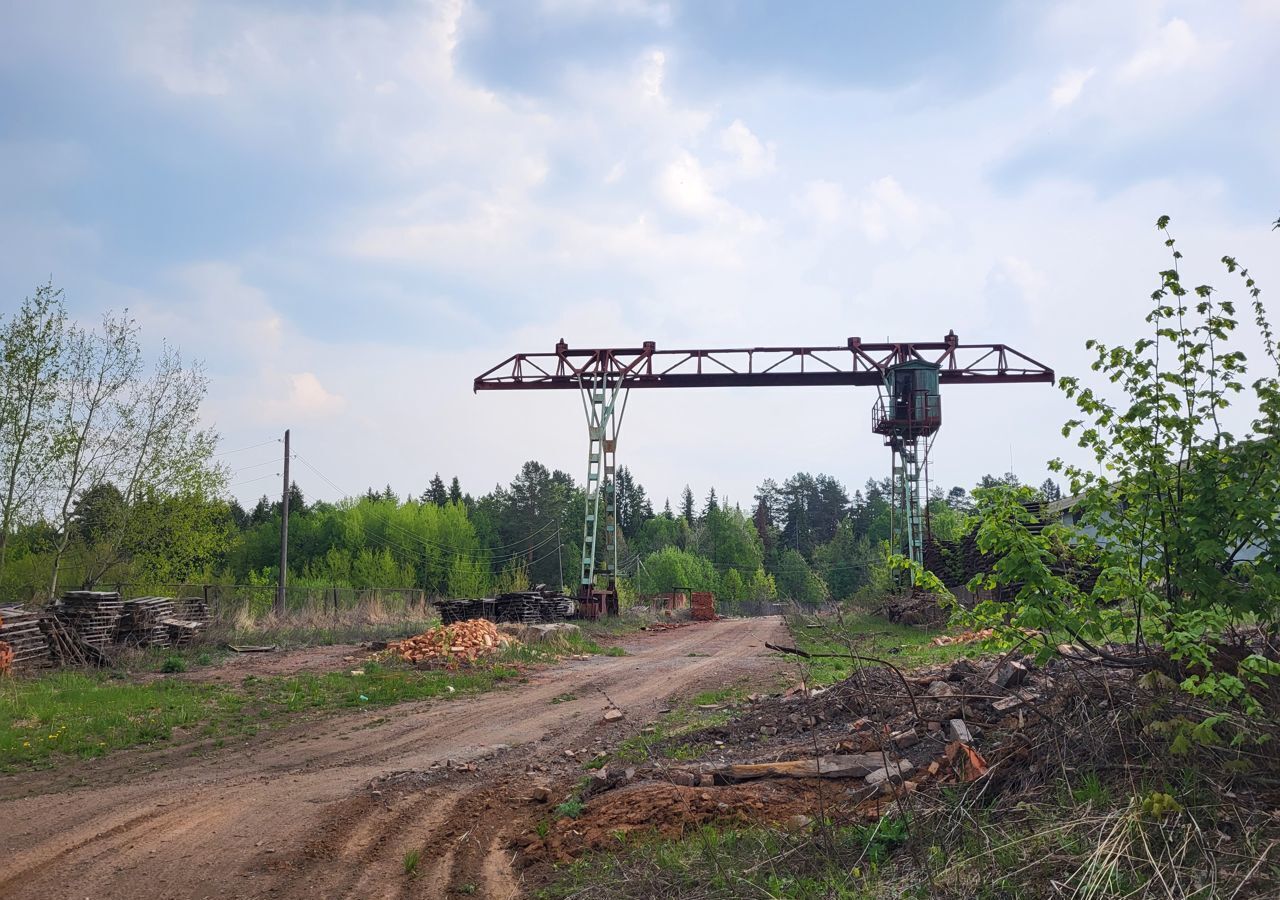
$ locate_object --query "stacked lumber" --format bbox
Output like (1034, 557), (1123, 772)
(0, 606), (51, 669)
(435, 591), (575, 626)
(57, 591), (124, 649)
(173, 596), (211, 623)
(40, 615), (111, 667)
(162, 616), (205, 647)
(118, 597), (175, 647)
(0, 640), (11, 675)
(389, 618), (517, 664)
(690, 592), (716, 622)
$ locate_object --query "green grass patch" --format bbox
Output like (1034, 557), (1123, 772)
(0, 659), (518, 772)
(540, 820), (908, 899)
(599, 685), (749, 766)
(784, 605), (982, 686)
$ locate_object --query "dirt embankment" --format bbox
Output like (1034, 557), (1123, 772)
(0, 615), (791, 900)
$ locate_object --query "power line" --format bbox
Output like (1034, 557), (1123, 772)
(227, 457), (281, 476)
(215, 438), (281, 457)
(230, 472), (280, 488)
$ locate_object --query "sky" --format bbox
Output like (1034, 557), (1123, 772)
(2, 0), (1278, 511)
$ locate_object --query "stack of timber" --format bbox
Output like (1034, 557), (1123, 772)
(56, 591), (124, 649)
(40, 615), (111, 667)
(118, 596), (176, 648)
(389, 618), (517, 664)
(173, 596), (211, 622)
(435, 589), (575, 626)
(690, 591), (716, 622)
(0, 606), (52, 670)
(165, 596), (211, 647)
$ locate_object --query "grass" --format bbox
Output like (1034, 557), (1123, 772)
(0, 611), (639, 773)
(601, 685), (750, 766)
(540, 820), (909, 899)
(555, 797), (585, 819)
(0, 659), (518, 772)
(784, 604), (983, 686)
(402, 848), (421, 877)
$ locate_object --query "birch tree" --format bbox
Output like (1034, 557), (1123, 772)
(0, 284), (65, 582)
(46, 313), (141, 596)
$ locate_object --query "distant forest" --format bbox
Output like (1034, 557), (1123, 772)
(1, 282), (1066, 607)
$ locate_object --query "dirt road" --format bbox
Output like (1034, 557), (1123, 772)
(0, 616), (791, 899)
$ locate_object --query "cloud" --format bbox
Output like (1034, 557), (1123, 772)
(1050, 67), (1095, 108)
(1119, 18), (1204, 81)
(719, 119), (775, 178)
(286, 372), (345, 417)
(855, 176), (945, 244)
(1, 0), (1276, 511)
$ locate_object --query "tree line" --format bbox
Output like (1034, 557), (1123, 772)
(2, 281), (1064, 608)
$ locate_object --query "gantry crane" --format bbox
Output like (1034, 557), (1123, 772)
(475, 333), (1053, 614)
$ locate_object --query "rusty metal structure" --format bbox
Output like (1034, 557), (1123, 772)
(475, 333), (1053, 610)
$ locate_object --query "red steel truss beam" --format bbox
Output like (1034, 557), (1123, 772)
(474, 334), (1054, 391)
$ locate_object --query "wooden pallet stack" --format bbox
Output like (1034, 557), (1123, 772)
(173, 596), (211, 623)
(57, 591), (124, 649)
(118, 597), (176, 648)
(0, 606), (51, 670)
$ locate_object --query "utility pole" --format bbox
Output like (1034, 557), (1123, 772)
(556, 525), (563, 592)
(276, 429), (290, 616)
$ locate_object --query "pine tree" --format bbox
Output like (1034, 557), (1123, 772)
(448, 476), (463, 504)
(427, 473), (447, 505)
(680, 485), (695, 524)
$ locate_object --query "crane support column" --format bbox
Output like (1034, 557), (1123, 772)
(577, 371), (629, 616)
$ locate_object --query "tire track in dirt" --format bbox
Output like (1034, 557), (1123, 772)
(0, 616), (793, 899)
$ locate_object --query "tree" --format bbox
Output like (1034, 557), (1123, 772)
(635, 546), (718, 594)
(425, 474), (447, 506)
(812, 518), (873, 600)
(969, 218), (1280, 711)
(680, 485), (695, 524)
(448, 476), (463, 505)
(45, 312), (141, 596)
(1038, 478), (1063, 502)
(0, 283), (66, 584)
(773, 548), (827, 605)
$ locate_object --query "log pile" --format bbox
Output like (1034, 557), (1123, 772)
(389, 618), (517, 664)
(0, 606), (51, 670)
(0, 640), (11, 675)
(118, 597), (176, 647)
(56, 591), (124, 649)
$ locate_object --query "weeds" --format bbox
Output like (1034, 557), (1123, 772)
(402, 848), (420, 876)
(555, 797), (585, 819)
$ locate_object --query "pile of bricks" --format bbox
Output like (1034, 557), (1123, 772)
(691, 592), (716, 622)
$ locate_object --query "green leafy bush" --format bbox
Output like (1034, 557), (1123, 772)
(962, 217), (1280, 713)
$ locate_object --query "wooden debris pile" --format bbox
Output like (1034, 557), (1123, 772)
(930, 628), (996, 646)
(389, 618), (517, 664)
(0, 606), (51, 670)
(40, 615), (111, 667)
